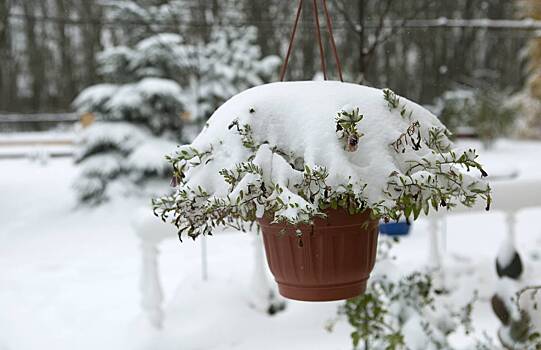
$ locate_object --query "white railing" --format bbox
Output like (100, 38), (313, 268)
(134, 179), (541, 329)
(427, 179), (541, 289)
(132, 208), (283, 329)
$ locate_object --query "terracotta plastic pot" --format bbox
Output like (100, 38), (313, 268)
(258, 209), (379, 302)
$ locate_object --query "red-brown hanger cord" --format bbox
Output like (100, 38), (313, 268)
(312, 0), (328, 80)
(279, 0), (344, 82)
(279, 0), (304, 81)
(322, 0), (344, 82)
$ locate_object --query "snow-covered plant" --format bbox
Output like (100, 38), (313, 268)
(332, 271), (477, 350)
(154, 82), (491, 240)
(324, 239), (479, 350)
(492, 281), (541, 349)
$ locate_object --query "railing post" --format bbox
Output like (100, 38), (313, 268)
(428, 215), (442, 270)
(201, 234), (208, 281)
(140, 241), (164, 329)
(248, 231), (286, 314)
(428, 213), (447, 290)
(505, 211), (517, 246)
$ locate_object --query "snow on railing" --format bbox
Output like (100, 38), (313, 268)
(134, 179), (541, 329)
(0, 113), (79, 123)
(397, 18), (541, 30)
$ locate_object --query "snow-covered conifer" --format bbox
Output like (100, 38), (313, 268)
(73, 34), (187, 204)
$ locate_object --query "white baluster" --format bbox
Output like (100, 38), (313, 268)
(505, 211), (517, 246)
(428, 214), (446, 290)
(201, 234), (208, 281)
(140, 241), (164, 329)
(428, 215), (442, 270)
(248, 231), (286, 314)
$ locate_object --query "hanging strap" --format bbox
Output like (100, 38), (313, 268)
(312, 0), (328, 80)
(279, 0), (344, 82)
(322, 0), (344, 82)
(279, 0), (305, 82)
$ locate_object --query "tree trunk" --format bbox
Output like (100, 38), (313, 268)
(22, 0), (45, 111)
(248, 0), (272, 57)
(358, 0), (366, 80)
(79, 0), (103, 87)
(0, 0), (16, 111)
(301, 0), (316, 79)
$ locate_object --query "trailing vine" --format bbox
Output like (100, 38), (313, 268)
(153, 89), (491, 240)
(390, 120), (422, 153)
(383, 88), (413, 119)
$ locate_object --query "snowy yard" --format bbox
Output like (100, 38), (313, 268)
(1, 139), (541, 350)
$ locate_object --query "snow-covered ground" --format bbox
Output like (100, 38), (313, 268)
(1, 139), (541, 350)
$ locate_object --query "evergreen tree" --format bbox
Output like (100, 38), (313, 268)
(73, 8), (279, 204)
(516, 0), (541, 139)
(194, 26), (281, 120)
(73, 33), (190, 204)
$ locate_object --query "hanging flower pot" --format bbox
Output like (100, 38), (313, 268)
(259, 209), (378, 301)
(153, 81), (491, 302)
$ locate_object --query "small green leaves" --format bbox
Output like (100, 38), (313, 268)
(227, 119), (258, 151)
(336, 107), (364, 152)
(383, 88), (413, 120)
(335, 272), (446, 350)
(383, 88), (400, 110)
(426, 127), (452, 153)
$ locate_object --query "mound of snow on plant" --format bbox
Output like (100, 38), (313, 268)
(156, 81), (490, 237)
(192, 82), (479, 202)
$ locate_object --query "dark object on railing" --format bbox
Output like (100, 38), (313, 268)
(379, 221), (411, 236)
(496, 251), (523, 280)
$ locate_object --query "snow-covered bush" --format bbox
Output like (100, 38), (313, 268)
(74, 23), (278, 204)
(196, 27), (281, 119)
(433, 88), (516, 148)
(332, 269), (476, 350)
(326, 239), (541, 350)
(73, 121), (176, 203)
(73, 33), (188, 204)
(131, 33), (197, 81)
(492, 281), (541, 349)
(154, 82), (491, 240)
(103, 1), (280, 122)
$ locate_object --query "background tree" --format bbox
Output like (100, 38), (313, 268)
(72, 33), (188, 204)
(0, 0), (16, 111)
(515, 0), (541, 139)
(0, 0), (534, 114)
(72, 0), (279, 204)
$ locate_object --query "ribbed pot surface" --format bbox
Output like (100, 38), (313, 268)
(258, 209), (379, 302)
